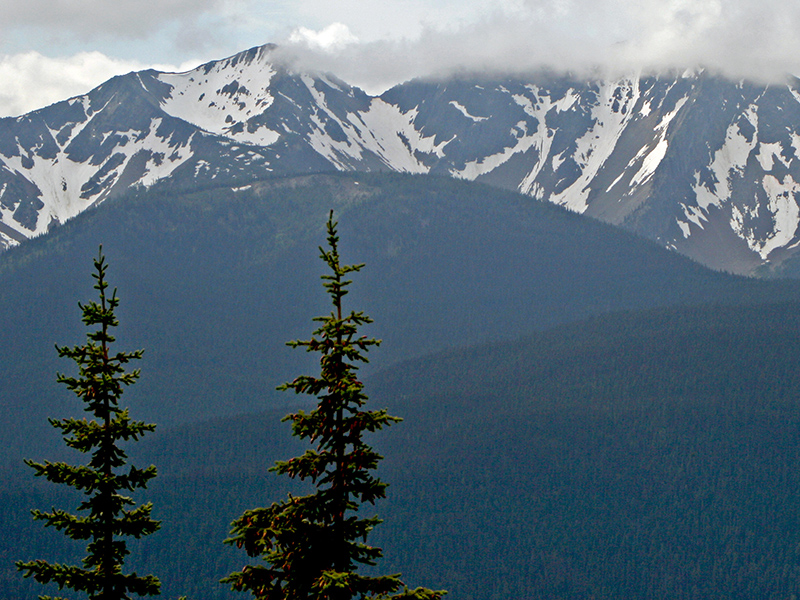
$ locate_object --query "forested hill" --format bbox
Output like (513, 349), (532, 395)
(6, 300), (800, 599)
(4, 172), (800, 599)
(1, 172), (796, 463)
(368, 301), (800, 599)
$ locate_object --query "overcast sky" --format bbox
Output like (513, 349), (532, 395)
(1, 0), (799, 117)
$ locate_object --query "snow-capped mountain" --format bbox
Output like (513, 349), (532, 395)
(3, 43), (800, 276)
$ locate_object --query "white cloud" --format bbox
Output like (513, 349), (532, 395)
(288, 0), (494, 41)
(0, 0), (222, 39)
(2, 0), (800, 116)
(289, 23), (359, 51)
(0, 52), (199, 118)
(273, 0), (800, 93)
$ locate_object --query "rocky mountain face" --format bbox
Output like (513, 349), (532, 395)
(3, 43), (800, 276)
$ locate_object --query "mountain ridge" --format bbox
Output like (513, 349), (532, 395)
(4, 44), (800, 276)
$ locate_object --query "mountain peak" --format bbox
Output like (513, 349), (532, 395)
(2, 50), (800, 277)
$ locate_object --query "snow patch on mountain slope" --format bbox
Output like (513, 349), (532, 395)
(514, 91), (560, 196)
(790, 132), (800, 163)
(685, 106), (760, 236)
(350, 100), (444, 172)
(727, 174), (800, 260)
(702, 107), (758, 209)
(551, 79), (642, 211)
(449, 101), (489, 122)
(135, 120), (196, 186)
(456, 86), (574, 190)
(2, 141), (97, 236)
(677, 203), (706, 237)
(630, 138), (669, 187)
(752, 174), (800, 258)
(0, 180), (20, 248)
(55, 99), (94, 144)
(457, 120), (540, 181)
(628, 96), (687, 188)
(756, 142), (788, 171)
(1, 117), (193, 237)
(300, 74), (368, 168)
(685, 103), (800, 258)
(304, 75), (454, 173)
(158, 53), (279, 146)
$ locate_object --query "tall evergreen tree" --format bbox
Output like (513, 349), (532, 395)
(16, 247), (161, 600)
(223, 212), (445, 600)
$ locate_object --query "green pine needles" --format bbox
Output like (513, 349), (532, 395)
(16, 247), (161, 600)
(224, 212), (445, 600)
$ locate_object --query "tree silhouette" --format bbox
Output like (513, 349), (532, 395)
(17, 247), (161, 600)
(224, 212), (445, 600)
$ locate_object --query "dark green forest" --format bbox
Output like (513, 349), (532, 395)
(3, 172), (800, 599)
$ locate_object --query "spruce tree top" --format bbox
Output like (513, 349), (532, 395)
(224, 212), (445, 600)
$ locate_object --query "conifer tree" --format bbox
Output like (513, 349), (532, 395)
(17, 247), (161, 600)
(223, 212), (444, 600)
